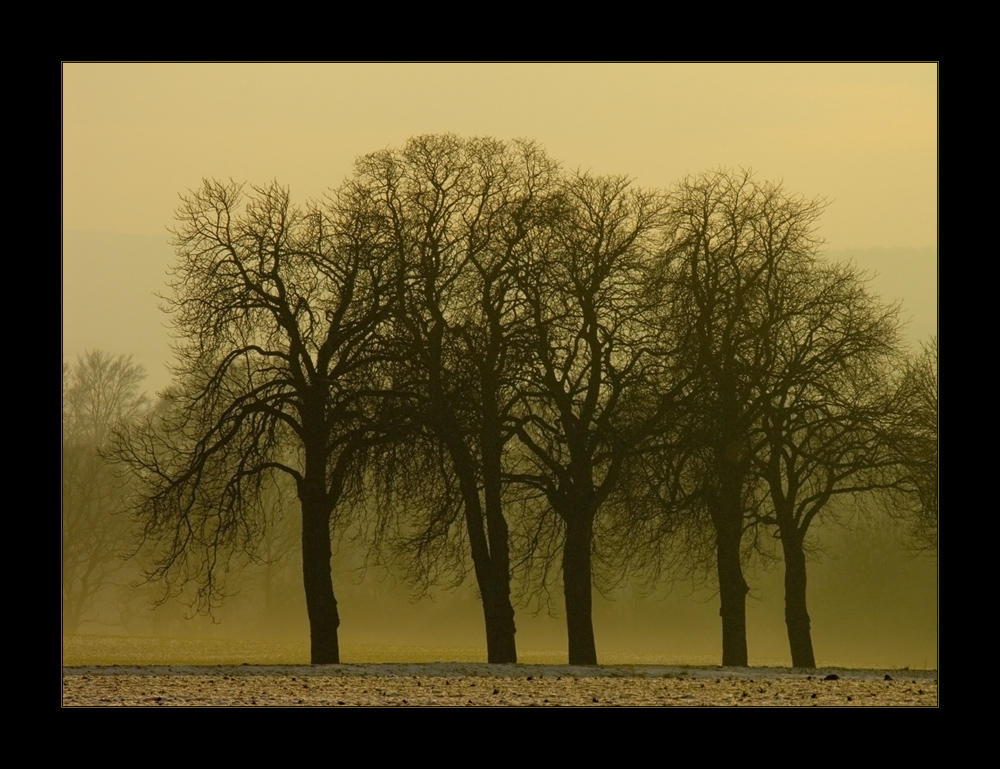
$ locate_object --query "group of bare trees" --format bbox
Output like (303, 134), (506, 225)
(104, 135), (937, 667)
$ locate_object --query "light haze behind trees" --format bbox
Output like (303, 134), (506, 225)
(110, 135), (931, 667)
(62, 351), (148, 633)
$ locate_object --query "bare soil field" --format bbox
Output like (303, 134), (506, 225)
(62, 663), (937, 707)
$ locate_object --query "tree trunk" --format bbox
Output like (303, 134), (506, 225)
(480, 420), (517, 663)
(466, 527), (517, 664)
(563, 514), (597, 665)
(715, 520), (749, 667)
(448, 435), (518, 663)
(712, 433), (749, 667)
(480, 576), (517, 663)
(300, 480), (340, 665)
(780, 528), (816, 668)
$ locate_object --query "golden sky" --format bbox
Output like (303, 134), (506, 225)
(62, 63), (937, 392)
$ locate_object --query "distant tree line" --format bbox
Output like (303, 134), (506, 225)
(80, 135), (935, 667)
(63, 351), (147, 633)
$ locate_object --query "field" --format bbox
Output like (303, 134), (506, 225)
(62, 636), (937, 707)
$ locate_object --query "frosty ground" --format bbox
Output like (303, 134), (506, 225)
(62, 663), (937, 706)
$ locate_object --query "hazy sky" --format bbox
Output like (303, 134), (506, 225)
(62, 63), (937, 394)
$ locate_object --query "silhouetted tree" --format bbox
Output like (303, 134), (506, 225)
(62, 351), (147, 633)
(751, 262), (906, 668)
(882, 336), (937, 554)
(908, 337), (938, 553)
(353, 135), (563, 662)
(509, 172), (674, 664)
(113, 180), (399, 663)
(662, 170), (910, 668)
(663, 169), (829, 666)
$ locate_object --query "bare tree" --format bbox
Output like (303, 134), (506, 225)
(663, 169), (829, 666)
(62, 351), (147, 633)
(509, 172), (673, 665)
(882, 336), (937, 554)
(751, 262), (907, 668)
(908, 337), (938, 553)
(113, 180), (399, 663)
(662, 170), (910, 668)
(352, 135), (563, 662)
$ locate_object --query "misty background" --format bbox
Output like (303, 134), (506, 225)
(62, 63), (936, 668)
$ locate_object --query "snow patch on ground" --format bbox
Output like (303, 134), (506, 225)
(63, 663), (937, 706)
